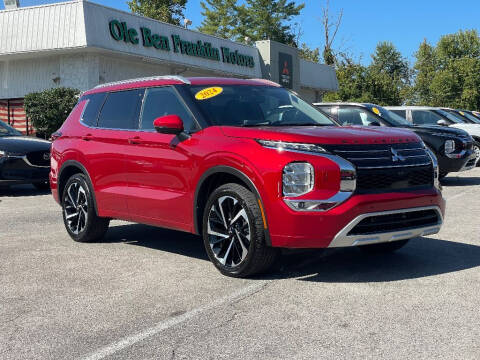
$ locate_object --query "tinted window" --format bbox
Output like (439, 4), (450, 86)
(411, 110), (442, 125)
(141, 87), (196, 131)
(389, 109), (406, 119)
(81, 93), (106, 127)
(0, 120), (22, 136)
(97, 89), (144, 130)
(338, 107), (379, 126)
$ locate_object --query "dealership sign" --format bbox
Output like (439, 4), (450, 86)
(108, 20), (255, 68)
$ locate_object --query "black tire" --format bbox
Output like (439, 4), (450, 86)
(33, 181), (50, 191)
(359, 239), (410, 254)
(202, 183), (278, 277)
(473, 143), (480, 167)
(62, 173), (110, 242)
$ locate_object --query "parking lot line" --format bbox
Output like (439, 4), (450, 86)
(80, 281), (269, 360)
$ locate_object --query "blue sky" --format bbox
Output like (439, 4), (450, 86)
(3, 0), (479, 65)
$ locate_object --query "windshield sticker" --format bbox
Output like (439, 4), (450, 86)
(372, 107), (381, 116)
(195, 87), (223, 100)
(460, 111), (465, 116)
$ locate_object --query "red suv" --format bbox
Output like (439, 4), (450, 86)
(50, 76), (445, 277)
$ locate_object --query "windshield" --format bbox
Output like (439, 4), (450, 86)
(365, 105), (410, 126)
(189, 85), (336, 127)
(0, 120), (22, 137)
(455, 110), (480, 124)
(435, 109), (465, 123)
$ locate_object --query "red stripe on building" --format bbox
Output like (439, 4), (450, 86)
(0, 99), (34, 135)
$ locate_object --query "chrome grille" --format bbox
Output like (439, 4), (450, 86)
(26, 151), (50, 167)
(323, 142), (434, 193)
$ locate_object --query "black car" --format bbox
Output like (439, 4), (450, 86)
(0, 120), (51, 190)
(314, 103), (476, 178)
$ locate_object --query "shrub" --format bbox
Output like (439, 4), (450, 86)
(24, 87), (80, 138)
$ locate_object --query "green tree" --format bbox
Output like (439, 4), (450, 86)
(24, 88), (80, 139)
(323, 54), (369, 102)
(412, 39), (437, 105)
(412, 29), (480, 109)
(197, 0), (239, 40)
(234, 0), (305, 45)
(298, 43), (320, 63)
(365, 41), (411, 105)
(127, 0), (187, 25)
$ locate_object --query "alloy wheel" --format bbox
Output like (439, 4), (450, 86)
(63, 181), (89, 235)
(207, 195), (251, 267)
(474, 145), (480, 165)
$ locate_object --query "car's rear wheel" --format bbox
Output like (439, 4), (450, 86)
(62, 173), (110, 242)
(202, 183), (278, 277)
(359, 239), (410, 254)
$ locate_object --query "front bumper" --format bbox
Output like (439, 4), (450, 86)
(267, 188), (446, 248)
(437, 149), (475, 173)
(328, 206), (442, 247)
(0, 156), (50, 185)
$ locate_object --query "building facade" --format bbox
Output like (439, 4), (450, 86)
(0, 0), (338, 134)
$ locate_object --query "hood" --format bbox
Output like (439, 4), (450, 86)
(220, 125), (420, 145)
(412, 124), (470, 137)
(0, 136), (51, 154)
(450, 124), (480, 138)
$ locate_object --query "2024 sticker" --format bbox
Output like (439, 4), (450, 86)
(195, 87), (223, 100)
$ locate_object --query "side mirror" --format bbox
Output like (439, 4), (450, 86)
(437, 119), (449, 126)
(153, 115), (184, 135)
(368, 121), (381, 126)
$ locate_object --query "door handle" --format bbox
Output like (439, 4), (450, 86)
(128, 136), (142, 145)
(82, 134), (93, 141)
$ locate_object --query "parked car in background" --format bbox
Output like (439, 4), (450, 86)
(314, 103), (476, 178)
(461, 110), (480, 123)
(443, 108), (480, 125)
(50, 76), (445, 277)
(386, 106), (480, 165)
(0, 120), (51, 190)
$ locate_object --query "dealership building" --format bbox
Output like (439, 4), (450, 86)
(0, 0), (338, 134)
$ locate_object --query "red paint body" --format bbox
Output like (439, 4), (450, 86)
(50, 77), (445, 248)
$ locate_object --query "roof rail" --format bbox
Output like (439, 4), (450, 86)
(94, 75), (191, 89)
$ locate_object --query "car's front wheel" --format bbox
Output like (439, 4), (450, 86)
(359, 239), (410, 254)
(202, 183), (278, 277)
(62, 173), (110, 242)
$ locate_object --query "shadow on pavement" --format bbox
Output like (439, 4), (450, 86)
(276, 237), (480, 283)
(441, 176), (480, 187)
(0, 184), (50, 197)
(104, 223), (209, 261)
(102, 224), (480, 283)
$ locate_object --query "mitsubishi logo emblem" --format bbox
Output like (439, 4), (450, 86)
(391, 147), (405, 162)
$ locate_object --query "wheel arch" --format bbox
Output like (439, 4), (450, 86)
(58, 160), (99, 214)
(193, 166), (271, 245)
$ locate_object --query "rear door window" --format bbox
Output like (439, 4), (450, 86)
(97, 89), (144, 130)
(140, 87), (196, 132)
(411, 110), (442, 125)
(81, 93), (106, 127)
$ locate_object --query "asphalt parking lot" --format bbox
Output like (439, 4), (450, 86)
(1, 169), (480, 360)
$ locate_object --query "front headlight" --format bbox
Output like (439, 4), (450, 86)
(283, 162), (314, 196)
(257, 139), (328, 154)
(444, 140), (455, 154)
